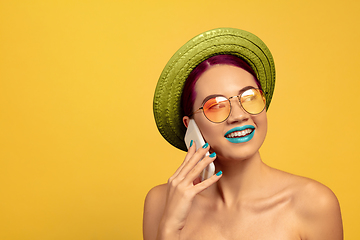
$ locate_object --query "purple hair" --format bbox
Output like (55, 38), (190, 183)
(181, 54), (262, 117)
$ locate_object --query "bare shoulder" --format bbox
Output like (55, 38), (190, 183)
(292, 176), (340, 216)
(269, 168), (339, 210)
(280, 172), (341, 219)
(143, 184), (167, 240)
(144, 184), (168, 208)
(271, 169), (343, 240)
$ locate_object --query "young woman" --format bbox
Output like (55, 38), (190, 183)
(144, 28), (343, 240)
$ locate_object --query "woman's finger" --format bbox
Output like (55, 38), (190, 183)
(175, 143), (210, 180)
(191, 170), (222, 194)
(170, 141), (197, 180)
(183, 152), (217, 185)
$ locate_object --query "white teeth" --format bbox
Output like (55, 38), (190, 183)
(226, 129), (253, 138)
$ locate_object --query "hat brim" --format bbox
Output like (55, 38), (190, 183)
(153, 28), (275, 151)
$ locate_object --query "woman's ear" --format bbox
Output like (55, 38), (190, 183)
(183, 116), (190, 128)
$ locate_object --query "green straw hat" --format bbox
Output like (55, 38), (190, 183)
(153, 28), (275, 151)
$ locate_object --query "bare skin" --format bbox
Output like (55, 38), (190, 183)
(143, 65), (343, 240)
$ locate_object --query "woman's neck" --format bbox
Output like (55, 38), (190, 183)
(207, 151), (271, 208)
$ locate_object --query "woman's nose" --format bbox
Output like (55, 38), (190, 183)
(226, 97), (249, 123)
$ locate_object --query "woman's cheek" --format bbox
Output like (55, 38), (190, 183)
(202, 129), (225, 154)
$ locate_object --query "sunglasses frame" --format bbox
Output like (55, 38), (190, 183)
(190, 88), (266, 123)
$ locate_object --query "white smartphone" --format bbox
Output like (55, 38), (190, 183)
(184, 119), (215, 181)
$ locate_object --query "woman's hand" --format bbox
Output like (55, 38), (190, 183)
(156, 142), (222, 240)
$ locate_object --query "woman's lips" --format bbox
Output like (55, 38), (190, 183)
(224, 125), (255, 143)
(225, 128), (254, 138)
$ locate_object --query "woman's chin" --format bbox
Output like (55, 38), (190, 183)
(215, 147), (261, 165)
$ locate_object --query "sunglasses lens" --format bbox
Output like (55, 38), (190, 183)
(240, 89), (266, 114)
(203, 96), (230, 123)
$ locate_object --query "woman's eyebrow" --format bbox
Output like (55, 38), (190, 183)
(201, 94), (225, 105)
(238, 86), (255, 95)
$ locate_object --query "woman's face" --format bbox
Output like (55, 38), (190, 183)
(185, 64), (267, 162)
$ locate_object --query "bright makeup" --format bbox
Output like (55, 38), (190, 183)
(224, 125), (255, 143)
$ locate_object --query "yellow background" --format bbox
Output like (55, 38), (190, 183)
(1, 0), (359, 239)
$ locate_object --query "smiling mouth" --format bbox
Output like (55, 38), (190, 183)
(225, 128), (254, 138)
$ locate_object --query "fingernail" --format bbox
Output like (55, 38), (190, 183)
(202, 143), (209, 149)
(210, 152), (216, 158)
(216, 171), (222, 176)
(190, 140), (193, 147)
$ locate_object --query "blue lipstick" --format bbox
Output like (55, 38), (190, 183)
(224, 125), (255, 143)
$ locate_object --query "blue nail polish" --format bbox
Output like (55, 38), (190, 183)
(216, 171), (222, 176)
(190, 140), (193, 147)
(210, 152), (216, 158)
(202, 143), (209, 149)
